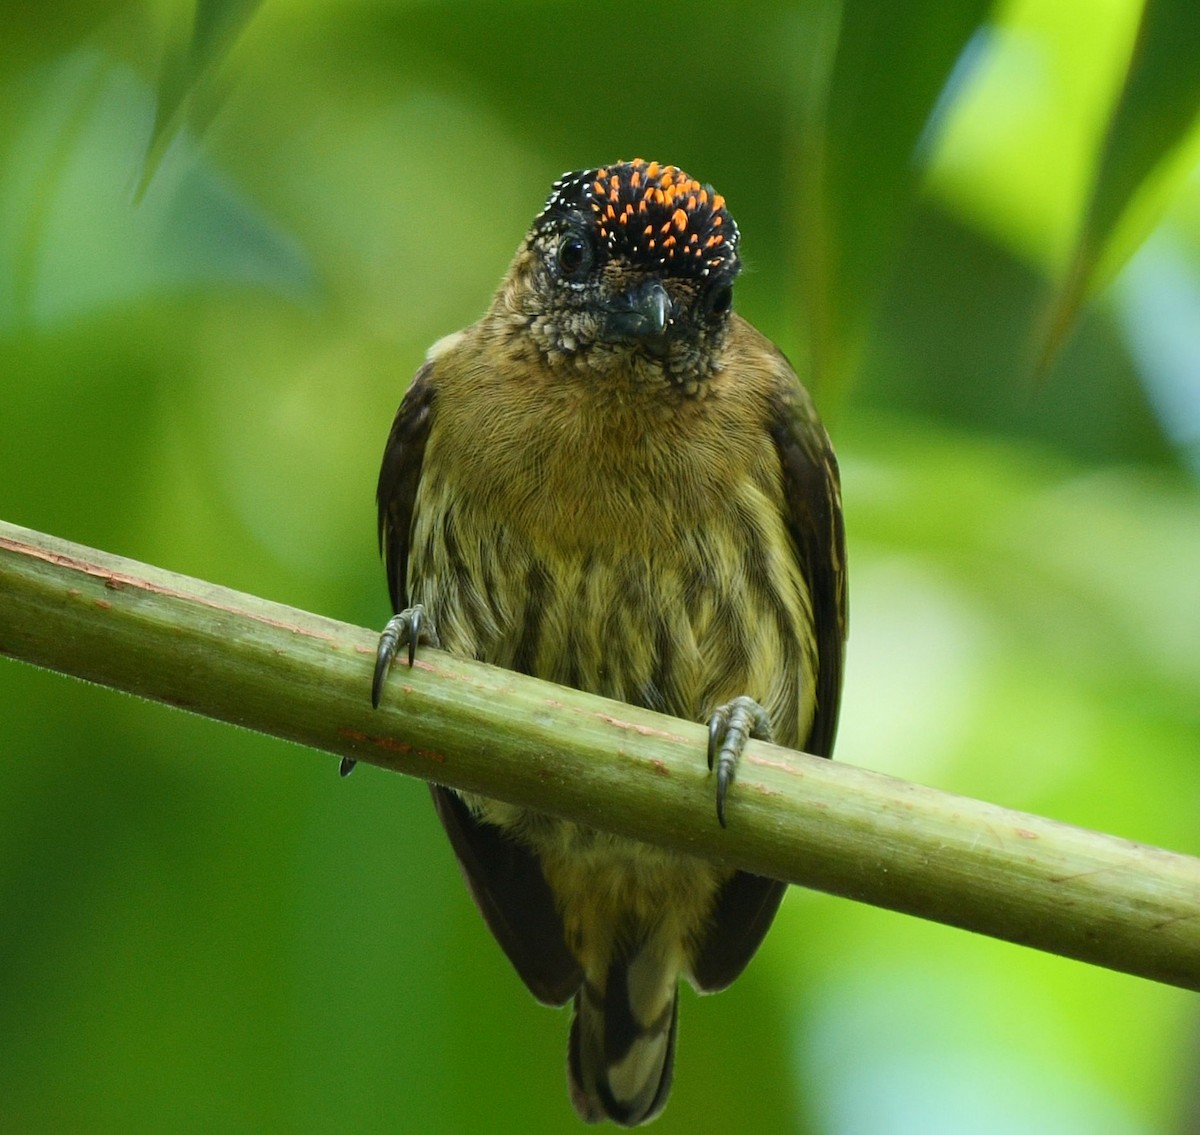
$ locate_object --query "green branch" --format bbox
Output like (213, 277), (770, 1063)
(2, 517), (1198, 989)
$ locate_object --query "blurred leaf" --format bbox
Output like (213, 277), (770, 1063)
(795, 0), (996, 404)
(0, 47), (313, 332)
(1038, 0), (1200, 372)
(854, 202), (1173, 465)
(1113, 223), (1200, 473)
(139, 0), (263, 197)
(920, 1), (1142, 277)
(0, 1), (115, 72)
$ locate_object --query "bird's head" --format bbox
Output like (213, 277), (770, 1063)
(502, 160), (742, 390)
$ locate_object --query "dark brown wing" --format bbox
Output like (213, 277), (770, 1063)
(766, 372), (847, 761)
(430, 785), (582, 1005)
(692, 359), (847, 993)
(690, 869), (788, 992)
(377, 361), (437, 612)
(376, 357), (581, 1006)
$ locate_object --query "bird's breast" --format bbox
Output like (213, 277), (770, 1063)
(409, 333), (815, 740)
(408, 458), (814, 748)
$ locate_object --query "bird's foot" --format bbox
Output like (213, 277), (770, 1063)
(371, 604), (439, 707)
(340, 605), (439, 777)
(706, 696), (773, 828)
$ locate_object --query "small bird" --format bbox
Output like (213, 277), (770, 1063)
(366, 159), (846, 1126)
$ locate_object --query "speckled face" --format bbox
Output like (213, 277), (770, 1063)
(516, 159), (742, 385)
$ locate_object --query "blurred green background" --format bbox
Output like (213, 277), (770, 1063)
(2, 1), (1199, 1131)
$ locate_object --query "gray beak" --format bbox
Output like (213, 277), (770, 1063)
(605, 281), (673, 349)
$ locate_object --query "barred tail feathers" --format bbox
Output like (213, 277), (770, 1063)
(567, 948), (679, 1127)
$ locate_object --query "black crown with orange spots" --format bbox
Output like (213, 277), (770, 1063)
(536, 159), (739, 279)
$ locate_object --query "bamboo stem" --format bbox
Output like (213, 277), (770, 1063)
(1, 517), (1198, 989)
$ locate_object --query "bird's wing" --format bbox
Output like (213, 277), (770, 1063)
(692, 361), (847, 993)
(429, 785), (582, 1006)
(377, 361), (437, 613)
(376, 359), (582, 1007)
(766, 371), (847, 762)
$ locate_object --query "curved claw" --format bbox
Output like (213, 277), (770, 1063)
(707, 712), (725, 772)
(371, 604), (437, 709)
(370, 614), (404, 708)
(347, 605), (437, 778)
(405, 605), (424, 667)
(706, 696), (773, 829)
(716, 757), (732, 829)
(370, 631), (396, 709)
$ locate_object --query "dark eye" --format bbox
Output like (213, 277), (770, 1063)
(706, 283), (733, 317)
(556, 235), (591, 279)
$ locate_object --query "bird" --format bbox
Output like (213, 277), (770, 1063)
(364, 159), (846, 1126)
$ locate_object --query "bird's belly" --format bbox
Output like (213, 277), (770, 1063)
(410, 500), (815, 742)
(465, 795), (730, 969)
(409, 495), (814, 957)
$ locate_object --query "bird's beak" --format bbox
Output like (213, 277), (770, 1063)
(605, 281), (673, 350)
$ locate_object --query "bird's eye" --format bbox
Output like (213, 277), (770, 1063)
(556, 235), (591, 279)
(706, 283), (733, 318)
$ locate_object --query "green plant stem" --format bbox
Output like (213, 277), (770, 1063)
(2, 517), (1198, 989)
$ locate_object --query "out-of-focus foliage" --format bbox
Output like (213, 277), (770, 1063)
(1, 2), (1198, 1132)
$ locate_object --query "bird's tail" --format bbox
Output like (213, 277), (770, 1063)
(567, 948), (679, 1127)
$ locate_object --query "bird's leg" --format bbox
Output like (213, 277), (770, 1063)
(371, 604), (439, 706)
(706, 696), (773, 828)
(340, 605), (439, 777)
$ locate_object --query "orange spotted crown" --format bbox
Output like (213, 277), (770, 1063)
(536, 159), (739, 279)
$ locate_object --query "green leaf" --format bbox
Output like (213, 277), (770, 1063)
(139, 0), (263, 197)
(793, 0), (996, 404)
(1038, 0), (1200, 371)
(0, 49), (313, 332)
